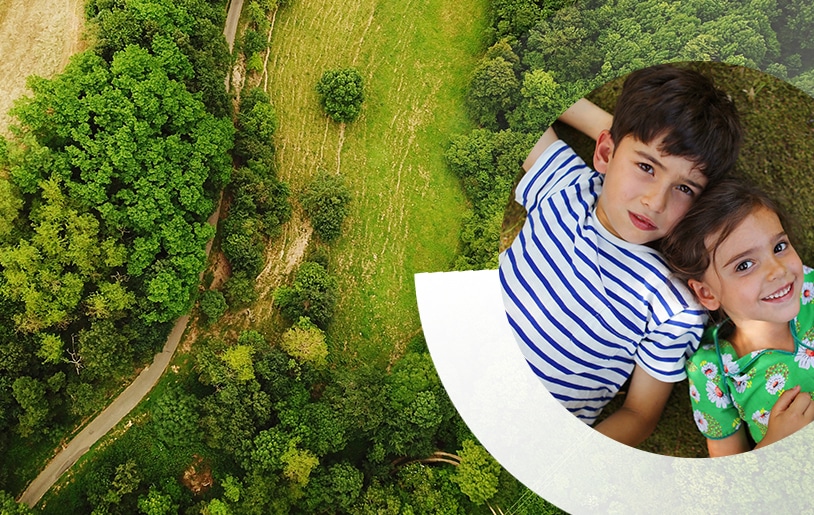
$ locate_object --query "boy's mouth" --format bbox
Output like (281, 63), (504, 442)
(628, 212), (657, 231)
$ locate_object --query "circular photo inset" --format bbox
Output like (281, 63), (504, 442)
(415, 60), (814, 514)
(500, 61), (814, 458)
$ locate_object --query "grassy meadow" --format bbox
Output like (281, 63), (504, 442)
(261, 0), (488, 368)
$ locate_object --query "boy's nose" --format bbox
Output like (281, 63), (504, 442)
(641, 187), (667, 213)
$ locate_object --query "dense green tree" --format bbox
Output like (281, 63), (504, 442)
(150, 386), (202, 448)
(88, 0), (233, 116)
(444, 129), (535, 268)
(507, 68), (571, 133)
(221, 344), (257, 382)
(200, 380), (271, 458)
(199, 289), (228, 324)
(223, 273), (259, 310)
(235, 90), (278, 163)
(488, 0), (543, 41)
(12, 376), (51, 438)
(77, 320), (133, 382)
(300, 171), (352, 242)
(0, 177), (119, 333)
(138, 486), (176, 515)
(280, 316), (328, 366)
(0, 177), (22, 240)
(229, 161), (291, 238)
(523, 6), (603, 84)
(274, 261), (338, 328)
(392, 463), (463, 514)
(220, 216), (265, 277)
(9, 44), (233, 329)
(450, 440), (501, 506)
(466, 56), (519, 129)
(301, 462), (363, 514)
(0, 490), (35, 514)
(375, 352), (456, 458)
(276, 400), (348, 457)
(316, 69), (365, 123)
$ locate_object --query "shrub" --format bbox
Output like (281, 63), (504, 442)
(274, 262), (338, 328)
(223, 273), (258, 310)
(199, 290), (227, 324)
(300, 171), (351, 242)
(315, 68), (365, 122)
(280, 317), (328, 366)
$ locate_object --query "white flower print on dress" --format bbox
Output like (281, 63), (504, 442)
(733, 374), (751, 394)
(706, 380), (730, 408)
(721, 353), (740, 375)
(752, 409), (770, 426)
(766, 373), (786, 395)
(802, 281), (814, 305)
(689, 383), (700, 403)
(694, 410), (708, 432)
(795, 346), (814, 370)
(701, 362), (718, 379)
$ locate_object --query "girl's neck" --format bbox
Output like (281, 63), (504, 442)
(729, 320), (794, 358)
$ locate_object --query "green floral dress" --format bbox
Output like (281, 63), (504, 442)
(686, 267), (814, 443)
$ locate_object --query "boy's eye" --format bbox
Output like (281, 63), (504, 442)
(775, 241), (788, 253)
(735, 260), (754, 272)
(638, 163), (653, 175)
(676, 184), (694, 196)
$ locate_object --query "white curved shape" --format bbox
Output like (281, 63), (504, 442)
(415, 269), (814, 514)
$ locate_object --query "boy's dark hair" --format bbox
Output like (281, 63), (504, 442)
(661, 178), (787, 288)
(610, 64), (742, 184)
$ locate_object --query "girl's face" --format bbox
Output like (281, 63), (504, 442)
(689, 206), (803, 327)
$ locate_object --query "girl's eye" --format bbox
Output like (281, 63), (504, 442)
(638, 163), (653, 175)
(775, 241), (788, 253)
(735, 260), (754, 272)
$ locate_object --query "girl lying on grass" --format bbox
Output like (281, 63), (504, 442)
(661, 179), (814, 457)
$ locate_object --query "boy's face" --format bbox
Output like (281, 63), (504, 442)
(593, 131), (707, 245)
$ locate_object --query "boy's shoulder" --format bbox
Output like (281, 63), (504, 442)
(518, 139), (594, 203)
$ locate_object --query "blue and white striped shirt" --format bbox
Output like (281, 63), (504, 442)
(499, 140), (706, 424)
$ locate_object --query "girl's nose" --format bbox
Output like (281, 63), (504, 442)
(766, 256), (787, 281)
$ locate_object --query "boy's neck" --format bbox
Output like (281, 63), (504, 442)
(729, 320), (794, 358)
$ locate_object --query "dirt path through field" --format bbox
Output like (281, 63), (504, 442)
(0, 0), (85, 134)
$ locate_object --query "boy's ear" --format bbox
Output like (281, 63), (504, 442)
(593, 130), (614, 174)
(688, 279), (721, 311)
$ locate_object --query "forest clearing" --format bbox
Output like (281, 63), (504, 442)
(257, 0), (482, 368)
(0, 0), (85, 135)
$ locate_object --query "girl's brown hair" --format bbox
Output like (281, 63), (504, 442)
(661, 178), (788, 287)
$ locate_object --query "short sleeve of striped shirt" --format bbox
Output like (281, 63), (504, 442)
(514, 140), (586, 211)
(500, 139), (706, 423)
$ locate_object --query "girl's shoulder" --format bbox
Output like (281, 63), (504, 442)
(687, 333), (723, 374)
(797, 266), (814, 333)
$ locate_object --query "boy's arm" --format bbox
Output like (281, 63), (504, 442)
(522, 99), (613, 172)
(557, 98), (614, 142)
(522, 127), (558, 172)
(593, 364), (672, 446)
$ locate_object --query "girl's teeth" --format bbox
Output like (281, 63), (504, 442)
(765, 285), (791, 300)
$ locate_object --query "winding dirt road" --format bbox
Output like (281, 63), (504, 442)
(17, 1), (243, 507)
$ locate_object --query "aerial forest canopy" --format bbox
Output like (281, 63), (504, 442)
(3, 0), (814, 513)
(0, 0), (234, 469)
(451, 0), (814, 271)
